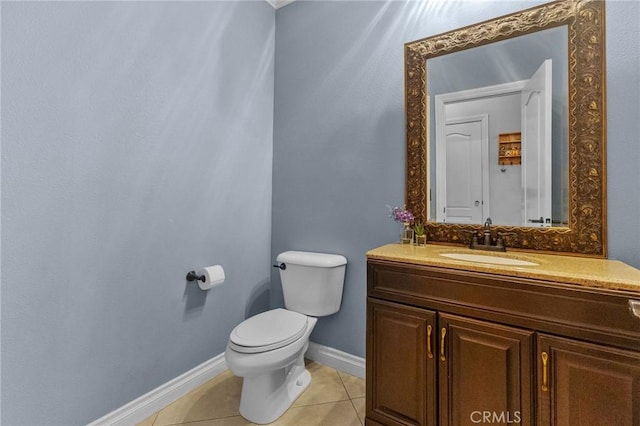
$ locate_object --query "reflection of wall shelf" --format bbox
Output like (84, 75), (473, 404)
(498, 132), (522, 165)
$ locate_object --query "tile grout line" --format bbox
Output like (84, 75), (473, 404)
(348, 398), (364, 426)
(175, 412), (250, 425)
(336, 368), (364, 425)
(149, 412), (158, 426)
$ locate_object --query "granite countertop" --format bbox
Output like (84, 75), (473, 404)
(367, 243), (640, 293)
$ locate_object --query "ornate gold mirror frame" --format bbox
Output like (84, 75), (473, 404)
(405, 0), (606, 257)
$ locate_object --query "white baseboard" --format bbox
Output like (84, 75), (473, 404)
(305, 341), (365, 379)
(88, 353), (227, 426)
(88, 342), (365, 425)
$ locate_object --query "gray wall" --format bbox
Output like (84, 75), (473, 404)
(606, 0), (640, 268)
(2, 0), (638, 424)
(272, 0), (640, 360)
(1, 2), (274, 424)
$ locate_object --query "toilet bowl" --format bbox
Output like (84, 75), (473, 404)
(225, 251), (347, 424)
(225, 309), (318, 424)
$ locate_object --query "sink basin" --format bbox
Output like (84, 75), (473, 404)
(439, 252), (538, 266)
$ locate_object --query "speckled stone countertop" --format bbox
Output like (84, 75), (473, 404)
(367, 244), (640, 293)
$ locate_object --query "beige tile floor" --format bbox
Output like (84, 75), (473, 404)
(137, 361), (366, 426)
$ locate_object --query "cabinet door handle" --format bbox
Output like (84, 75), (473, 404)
(629, 300), (640, 320)
(440, 327), (447, 361)
(541, 352), (549, 392)
(427, 324), (433, 358)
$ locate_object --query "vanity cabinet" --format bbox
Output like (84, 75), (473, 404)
(366, 255), (640, 426)
(537, 334), (640, 426)
(438, 314), (532, 426)
(367, 299), (533, 426)
(367, 299), (436, 425)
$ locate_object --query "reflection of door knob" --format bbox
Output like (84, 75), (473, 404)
(474, 200), (480, 207)
(528, 217), (544, 223)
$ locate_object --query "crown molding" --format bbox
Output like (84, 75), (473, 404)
(265, 0), (297, 9)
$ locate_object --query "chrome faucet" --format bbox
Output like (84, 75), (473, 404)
(468, 217), (507, 252)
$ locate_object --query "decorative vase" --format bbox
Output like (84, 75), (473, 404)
(400, 222), (414, 244)
(415, 234), (427, 247)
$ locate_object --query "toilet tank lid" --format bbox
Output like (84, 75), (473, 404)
(277, 251), (347, 267)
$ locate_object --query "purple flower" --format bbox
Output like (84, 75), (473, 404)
(388, 205), (414, 224)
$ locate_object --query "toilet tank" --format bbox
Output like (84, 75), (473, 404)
(276, 251), (347, 317)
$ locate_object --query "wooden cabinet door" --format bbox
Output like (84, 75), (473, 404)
(439, 314), (534, 426)
(537, 334), (640, 426)
(366, 298), (437, 426)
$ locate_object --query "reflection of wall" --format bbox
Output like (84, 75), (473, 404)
(446, 94), (522, 225)
(552, 101), (569, 224)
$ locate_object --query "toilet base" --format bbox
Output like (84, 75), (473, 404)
(239, 351), (311, 424)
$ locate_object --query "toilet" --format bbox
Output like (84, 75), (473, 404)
(225, 250), (347, 424)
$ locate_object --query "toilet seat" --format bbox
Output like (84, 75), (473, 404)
(229, 308), (308, 354)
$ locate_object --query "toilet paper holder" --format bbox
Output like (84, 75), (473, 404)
(186, 271), (206, 283)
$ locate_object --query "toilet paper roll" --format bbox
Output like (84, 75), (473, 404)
(197, 265), (225, 290)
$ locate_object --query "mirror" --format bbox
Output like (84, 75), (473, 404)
(405, 0), (607, 256)
(428, 27), (568, 228)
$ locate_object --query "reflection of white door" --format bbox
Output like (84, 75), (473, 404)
(522, 59), (552, 227)
(436, 115), (489, 224)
